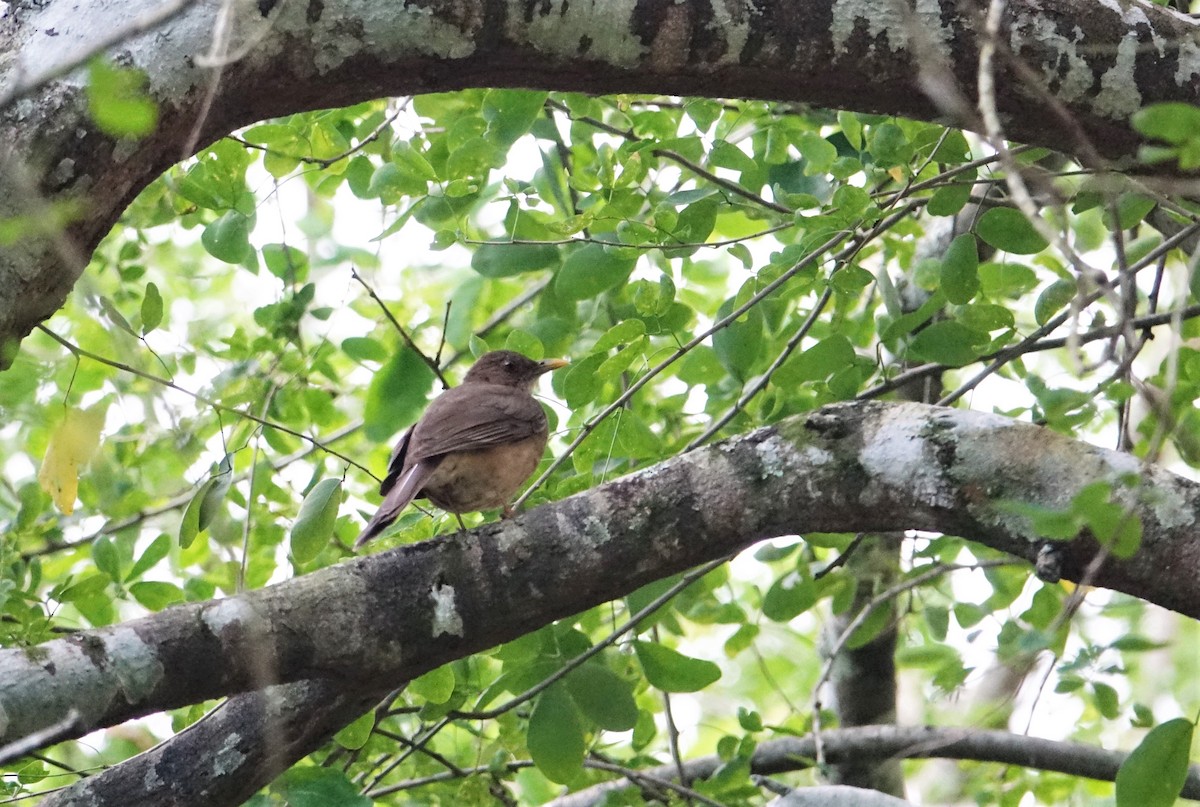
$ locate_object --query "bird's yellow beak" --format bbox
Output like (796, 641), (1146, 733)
(537, 358), (569, 373)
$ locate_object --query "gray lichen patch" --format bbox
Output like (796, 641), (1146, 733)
(859, 403), (955, 510)
(101, 626), (165, 705)
(513, 0), (645, 67)
(430, 583), (464, 638)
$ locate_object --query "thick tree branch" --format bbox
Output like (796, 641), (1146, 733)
(2, 401), (1199, 752)
(547, 725), (1200, 807)
(2, 0), (1199, 362)
(39, 679), (382, 807)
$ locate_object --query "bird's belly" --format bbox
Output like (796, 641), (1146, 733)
(421, 435), (546, 513)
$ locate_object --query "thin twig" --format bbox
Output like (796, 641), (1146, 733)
(35, 325), (373, 475)
(349, 267), (449, 387)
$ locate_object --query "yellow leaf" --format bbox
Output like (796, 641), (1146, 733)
(38, 406), (105, 515)
(888, 166), (906, 182)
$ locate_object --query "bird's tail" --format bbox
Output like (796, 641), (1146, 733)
(354, 462), (432, 549)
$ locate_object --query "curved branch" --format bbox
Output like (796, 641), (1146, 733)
(3, 0), (1200, 361)
(547, 725), (1200, 807)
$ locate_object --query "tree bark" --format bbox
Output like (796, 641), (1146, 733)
(2, 0), (1199, 362)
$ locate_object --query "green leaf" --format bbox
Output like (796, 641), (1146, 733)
(262, 243), (310, 282)
(712, 297), (764, 381)
(341, 336), (388, 363)
(1115, 718), (1194, 807)
(927, 183), (972, 217)
(1034, 279), (1077, 326)
(127, 533), (171, 582)
(566, 664), (639, 731)
(291, 478), (342, 563)
(869, 122), (913, 167)
(1132, 103), (1200, 145)
(410, 664), (456, 704)
(561, 352), (606, 409)
(483, 89), (549, 147)
(838, 110), (863, 150)
(275, 766), (371, 807)
(140, 282), (163, 334)
(128, 581), (184, 611)
(201, 211), (254, 264)
(87, 59), (158, 137)
(797, 132), (837, 174)
(976, 208), (1049, 254)
(633, 641), (721, 692)
(180, 476), (216, 549)
(334, 711), (376, 750)
(471, 241), (560, 278)
(179, 456), (232, 549)
(711, 139), (759, 173)
(363, 347), (436, 442)
(1092, 681), (1120, 719)
(199, 454), (233, 533)
(907, 321), (989, 366)
(940, 234), (979, 304)
(593, 320), (647, 353)
(555, 244), (637, 300)
(527, 685), (586, 784)
(777, 335), (855, 386)
(91, 536), (121, 583)
(763, 569), (817, 621)
(99, 296), (137, 338)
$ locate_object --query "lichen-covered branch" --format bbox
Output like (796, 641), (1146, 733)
(2, 0), (1199, 362)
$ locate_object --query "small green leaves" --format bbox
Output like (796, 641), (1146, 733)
(179, 455), (233, 548)
(777, 335), (855, 385)
(1133, 102), (1200, 168)
(91, 536), (121, 583)
(527, 685), (586, 784)
(908, 321), (989, 366)
(410, 664), (456, 704)
(275, 766), (371, 807)
(291, 478), (342, 563)
(1034, 279), (1077, 326)
(976, 208), (1049, 255)
(363, 347), (436, 442)
(763, 569), (817, 621)
(997, 480), (1143, 556)
(633, 641), (721, 692)
(565, 664), (638, 731)
(87, 59), (158, 137)
(471, 242), (560, 278)
(334, 711), (376, 751)
(140, 282), (163, 334)
(202, 211), (254, 264)
(555, 244), (637, 300)
(1115, 717), (1195, 807)
(940, 234), (980, 304)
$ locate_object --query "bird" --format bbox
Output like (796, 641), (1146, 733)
(354, 350), (568, 548)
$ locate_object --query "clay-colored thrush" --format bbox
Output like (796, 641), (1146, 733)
(354, 350), (567, 548)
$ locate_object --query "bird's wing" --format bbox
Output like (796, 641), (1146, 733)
(406, 384), (548, 462)
(379, 425), (414, 496)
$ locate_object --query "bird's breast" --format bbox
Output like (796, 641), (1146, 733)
(420, 432), (548, 513)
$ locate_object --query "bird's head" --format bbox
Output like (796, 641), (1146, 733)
(462, 350), (568, 391)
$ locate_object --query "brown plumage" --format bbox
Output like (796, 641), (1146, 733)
(354, 350), (567, 548)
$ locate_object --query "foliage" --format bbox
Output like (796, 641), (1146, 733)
(2, 86), (1200, 804)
